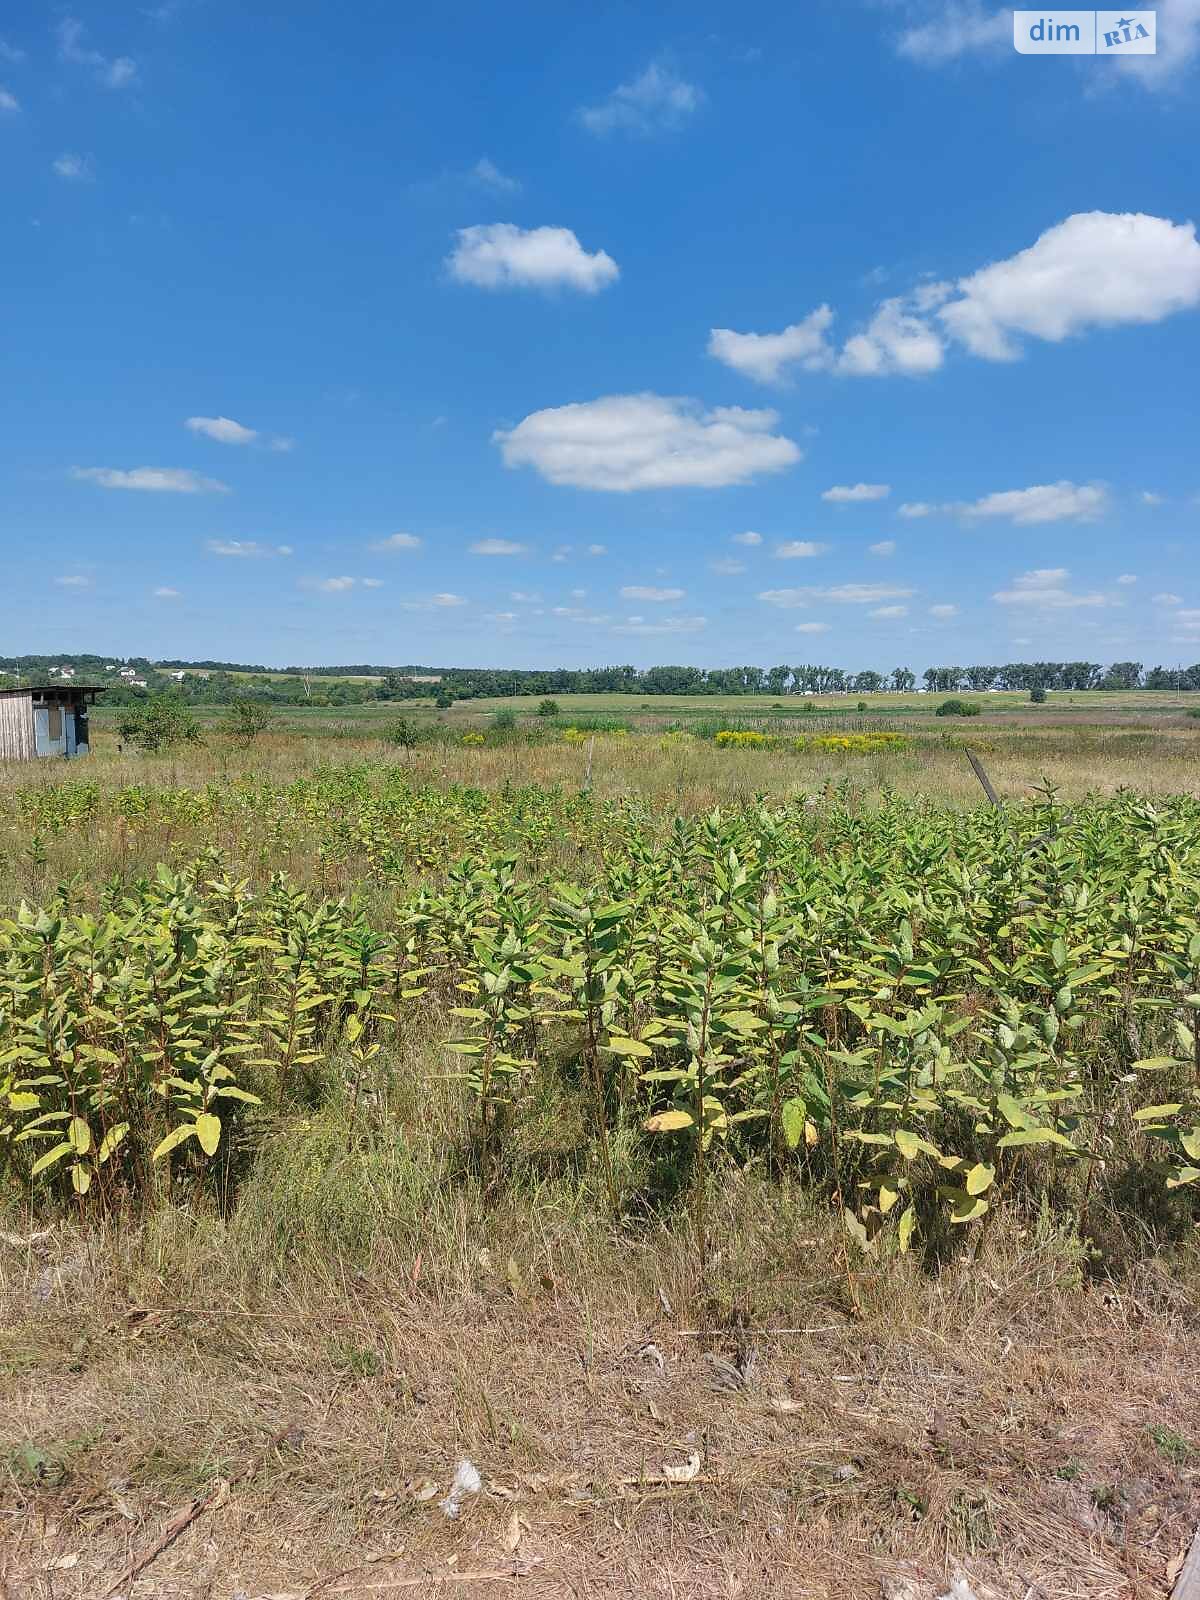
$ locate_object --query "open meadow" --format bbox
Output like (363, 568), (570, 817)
(3, 698), (1200, 1600)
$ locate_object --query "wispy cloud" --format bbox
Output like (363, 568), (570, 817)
(57, 17), (137, 89)
(760, 583), (915, 608)
(73, 466), (229, 494)
(794, 621), (830, 634)
(370, 532), (422, 552)
(0, 87), (18, 114)
(775, 540), (827, 559)
(992, 568), (1108, 609)
(822, 482), (891, 503)
(576, 61), (703, 136)
(299, 575), (383, 593)
(620, 584), (685, 601)
(402, 593), (468, 610)
(869, 540), (897, 556)
(153, 586), (181, 599)
(55, 574), (92, 588)
(471, 156), (521, 194)
(469, 538), (529, 556)
(206, 539), (292, 558)
(929, 603), (959, 617)
(732, 530), (763, 546)
(612, 614), (707, 636)
(53, 152), (93, 181)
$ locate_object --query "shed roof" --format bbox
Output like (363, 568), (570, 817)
(0, 684), (105, 698)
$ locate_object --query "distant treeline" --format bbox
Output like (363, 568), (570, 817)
(3, 655), (1200, 706)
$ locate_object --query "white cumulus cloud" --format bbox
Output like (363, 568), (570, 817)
(448, 224), (618, 293)
(869, 540), (897, 556)
(939, 212), (1200, 359)
(153, 586), (181, 599)
(954, 481), (1107, 524)
(495, 393), (801, 492)
(0, 87), (18, 113)
(577, 62), (703, 136)
(73, 466), (229, 494)
(929, 603), (959, 617)
(186, 415), (258, 446)
(707, 307), (834, 385)
(732, 530), (764, 546)
(709, 212), (1200, 385)
(870, 604), (909, 618)
(898, 502), (935, 519)
(794, 621), (830, 634)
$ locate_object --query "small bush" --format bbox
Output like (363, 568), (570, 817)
(935, 698), (981, 718)
(537, 699), (560, 717)
(221, 698), (274, 746)
(388, 716), (423, 749)
(1030, 687), (1047, 704)
(117, 695), (204, 752)
(434, 689), (453, 710)
(492, 709), (518, 731)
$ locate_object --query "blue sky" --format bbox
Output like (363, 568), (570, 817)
(4, 0), (1200, 669)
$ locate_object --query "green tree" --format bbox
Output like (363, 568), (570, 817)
(537, 699), (560, 717)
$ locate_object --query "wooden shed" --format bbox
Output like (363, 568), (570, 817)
(0, 684), (103, 762)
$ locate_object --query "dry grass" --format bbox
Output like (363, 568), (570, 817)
(2, 1184), (1199, 1600)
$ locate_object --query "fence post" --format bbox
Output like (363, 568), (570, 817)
(965, 748), (1000, 807)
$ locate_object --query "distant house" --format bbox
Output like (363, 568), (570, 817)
(130, 678), (148, 689)
(167, 670), (186, 682)
(0, 684), (103, 762)
(118, 667), (138, 680)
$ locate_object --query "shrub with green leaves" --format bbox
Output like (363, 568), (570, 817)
(117, 695), (204, 752)
(935, 698), (981, 718)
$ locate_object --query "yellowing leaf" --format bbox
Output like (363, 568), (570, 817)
(965, 1162), (994, 1196)
(603, 1036), (653, 1058)
(68, 1116), (91, 1156)
(644, 1109), (693, 1133)
(894, 1129), (920, 1160)
(195, 1113), (222, 1156)
(897, 1205), (917, 1252)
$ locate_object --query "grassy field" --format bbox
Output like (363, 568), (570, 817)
(3, 704), (1200, 1599)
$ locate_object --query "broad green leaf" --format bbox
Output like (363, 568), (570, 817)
(68, 1116), (92, 1156)
(949, 1192), (989, 1224)
(70, 1163), (91, 1195)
